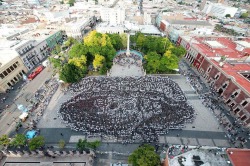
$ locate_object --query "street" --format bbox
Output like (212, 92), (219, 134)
(0, 67), (53, 136)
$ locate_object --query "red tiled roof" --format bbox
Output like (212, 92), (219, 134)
(210, 60), (250, 94)
(227, 148), (250, 166)
(191, 37), (250, 59)
(21, 18), (37, 24)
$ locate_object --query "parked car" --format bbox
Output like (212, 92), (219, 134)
(28, 65), (44, 80)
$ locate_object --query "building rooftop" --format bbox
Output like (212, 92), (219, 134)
(0, 49), (19, 67)
(211, 60), (250, 95)
(185, 37), (250, 59)
(226, 148), (250, 166)
(166, 19), (212, 26)
(18, 29), (59, 40)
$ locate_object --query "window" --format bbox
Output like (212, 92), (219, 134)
(0, 73), (4, 79)
(13, 64), (17, 68)
(215, 74), (220, 79)
(3, 71), (8, 76)
(7, 68), (11, 73)
(242, 101), (248, 107)
(10, 66), (14, 71)
(222, 83), (227, 88)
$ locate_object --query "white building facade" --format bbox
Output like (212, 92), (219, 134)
(203, 2), (238, 18)
(100, 8), (125, 25)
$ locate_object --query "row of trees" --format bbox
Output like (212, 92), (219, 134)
(0, 134), (45, 151)
(130, 33), (186, 74)
(50, 31), (127, 83)
(0, 134), (101, 152)
(50, 31), (186, 83)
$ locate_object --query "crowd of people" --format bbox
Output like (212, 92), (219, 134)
(30, 78), (59, 126)
(59, 76), (195, 142)
(113, 52), (142, 67)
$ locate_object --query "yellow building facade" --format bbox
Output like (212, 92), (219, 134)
(0, 50), (28, 93)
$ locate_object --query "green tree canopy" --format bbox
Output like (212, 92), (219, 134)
(59, 63), (85, 83)
(76, 139), (101, 152)
(128, 144), (160, 166)
(0, 135), (10, 146)
(240, 12), (249, 18)
(144, 52), (161, 73)
(68, 43), (88, 58)
(93, 54), (105, 71)
(68, 0), (75, 6)
(108, 33), (123, 50)
(10, 134), (27, 147)
(120, 33), (127, 48)
(58, 139), (65, 149)
(28, 136), (45, 151)
(170, 46), (186, 58)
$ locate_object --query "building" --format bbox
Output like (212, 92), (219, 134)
(177, 36), (250, 127)
(202, 2), (238, 18)
(63, 18), (93, 40)
(160, 19), (213, 43)
(96, 23), (125, 34)
(0, 29), (63, 71)
(100, 8), (125, 25)
(226, 148), (250, 166)
(27, 0), (40, 5)
(0, 49), (27, 93)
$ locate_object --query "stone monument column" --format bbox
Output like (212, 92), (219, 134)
(126, 32), (130, 56)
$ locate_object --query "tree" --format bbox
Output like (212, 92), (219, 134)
(59, 63), (84, 83)
(68, 0), (75, 6)
(128, 144), (160, 166)
(0, 135), (10, 146)
(136, 33), (146, 50)
(76, 139), (87, 152)
(68, 43), (88, 58)
(144, 52), (161, 73)
(120, 33), (127, 48)
(87, 140), (101, 150)
(58, 139), (65, 149)
(49, 56), (62, 69)
(93, 54), (105, 71)
(170, 46), (186, 58)
(28, 136), (45, 151)
(64, 37), (78, 48)
(108, 34), (123, 50)
(10, 134), (27, 147)
(69, 56), (87, 67)
(225, 14), (231, 18)
(159, 54), (179, 72)
(240, 12), (249, 18)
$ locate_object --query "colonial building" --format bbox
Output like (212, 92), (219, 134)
(177, 36), (250, 127)
(0, 49), (28, 93)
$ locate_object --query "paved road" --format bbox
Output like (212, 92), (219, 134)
(0, 67), (53, 136)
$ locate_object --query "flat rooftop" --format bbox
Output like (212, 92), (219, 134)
(0, 49), (19, 66)
(184, 36), (250, 59)
(18, 29), (60, 40)
(206, 41), (225, 48)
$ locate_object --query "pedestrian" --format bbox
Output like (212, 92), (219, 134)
(60, 133), (63, 136)
(7, 123), (10, 126)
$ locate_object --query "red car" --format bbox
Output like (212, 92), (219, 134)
(28, 66), (44, 80)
